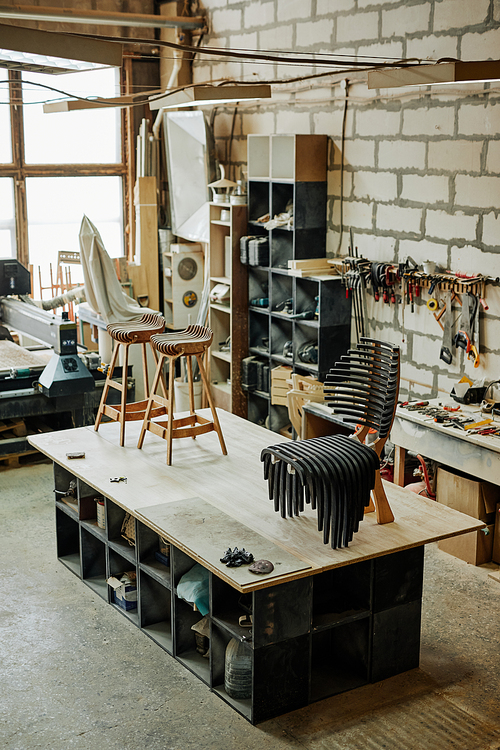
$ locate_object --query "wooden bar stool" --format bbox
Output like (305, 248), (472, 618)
(137, 324), (227, 465)
(94, 312), (166, 446)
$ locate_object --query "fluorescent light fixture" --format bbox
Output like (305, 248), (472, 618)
(368, 60), (500, 89)
(149, 84), (272, 110)
(0, 5), (204, 30)
(0, 23), (122, 74)
(43, 93), (146, 113)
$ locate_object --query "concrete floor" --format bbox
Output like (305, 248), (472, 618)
(2, 460), (500, 750)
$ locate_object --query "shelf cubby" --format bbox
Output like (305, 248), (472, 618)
(139, 570), (173, 653)
(312, 562), (371, 631)
(137, 522), (171, 587)
(174, 596), (210, 684)
(56, 506), (80, 576)
(310, 619), (370, 702)
(270, 229), (293, 269)
(106, 499), (136, 562)
(271, 272), (293, 314)
(248, 181), (269, 224)
(211, 624), (253, 721)
(81, 528), (107, 599)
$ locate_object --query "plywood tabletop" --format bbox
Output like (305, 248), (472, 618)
(29, 409), (483, 591)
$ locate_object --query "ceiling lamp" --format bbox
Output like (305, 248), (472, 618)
(368, 60), (500, 89)
(0, 23), (122, 74)
(0, 5), (204, 29)
(149, 84), (272, 110)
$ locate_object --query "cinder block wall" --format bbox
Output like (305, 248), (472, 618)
(194, 0), (500, 399)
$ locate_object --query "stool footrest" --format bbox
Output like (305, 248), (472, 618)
(102, 400), (166, 423)
(146, 413), (214, 440)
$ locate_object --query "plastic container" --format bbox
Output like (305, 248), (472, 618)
(224, 638), (252, 700)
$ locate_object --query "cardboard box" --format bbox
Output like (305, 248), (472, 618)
(107, 573), (137, 611)
(438, 525), (494, 566)
(271, 365), (292, 405)
(436, 467), (499, 523)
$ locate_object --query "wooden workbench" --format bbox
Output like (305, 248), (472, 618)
(29, 409), (482, 724)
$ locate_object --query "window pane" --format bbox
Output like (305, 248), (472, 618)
(0, 76), (12, 163)
(0, 177), (16, 257)
(26, 176), (123, 298)
(22, 68), (121, 164)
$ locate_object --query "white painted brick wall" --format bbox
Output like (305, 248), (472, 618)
(229, 32), (258, 49)
(343, 200), (374, 230)
(405, 33), (458, 61)
(400, 363), (435, 394)
(296, 18), (334, 47)
(426, 210), (477, 242)
(277, 0), (311, 22)
(243, 2), (274, 28)
(486, 142), (500, 174)
(461, 29), (500, 61)
(398, 238), (449, 269)
(482, 212), (500, 247)
(427, 140), (482, 173)
(317, 0), (355, 12)
(382, 4), (431, 38)
(356, 109), (401, 137)
(412, 332), (445, 367)
(353, 170), (398, 202)
(450, 245), (500, 278)
(402, 106), (455, 137)
(433, 0), (490, 31)
(259, 24), (293, 48)
(313, 108), (355, 138)
(357, 40), (404, 60)
(211, 7), (242, 32)
(378, 140), (426, 170)
(336, 11), (379, 43)
(459, 103), (500, 137)
(242, 112), (275, 134)
(376, 204), (422, 234)
(275, 110), (311, 134)
(343, 139), (375, 168)
(455, 175), (500, 209)
(401, 174), (449, 204)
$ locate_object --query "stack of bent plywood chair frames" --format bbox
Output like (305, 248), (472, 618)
(261, 338), (400, 549)
(94, 312), (167, 446)
(137, 324), (227, 465)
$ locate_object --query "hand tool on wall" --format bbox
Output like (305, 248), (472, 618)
(439, 292), (454, 364)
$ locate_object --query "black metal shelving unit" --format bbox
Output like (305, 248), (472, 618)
(52, 460), (424, 725)
(245, 134), (351, 432)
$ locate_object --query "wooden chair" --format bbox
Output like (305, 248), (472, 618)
(261, 338), (400, 548)
(94, 312), (166, 446)
(137, 324), (227, 465)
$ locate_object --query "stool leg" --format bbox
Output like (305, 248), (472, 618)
(195, 352), (227, 456)
(166, 355), (176, 465)
(186, 355), (196, 433)
(141, 342), (149, 398)
(149, 341), (168, 399)
(94, 341), (120, 432)
(137, 352), (165, 449)
(119, 343), (129, 447)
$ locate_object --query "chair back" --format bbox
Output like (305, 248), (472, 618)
(324, 337), (400, 444)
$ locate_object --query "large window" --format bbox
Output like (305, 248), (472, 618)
(0, 67), (126, 299)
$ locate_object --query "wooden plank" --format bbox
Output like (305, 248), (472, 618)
(0, 340), (48, 370)
(28, 410), (483, 591)
(138, 496), (310, 590)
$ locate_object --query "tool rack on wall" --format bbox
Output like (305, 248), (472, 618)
(52, 459), (425, 725)
(245, 134), (351, 432)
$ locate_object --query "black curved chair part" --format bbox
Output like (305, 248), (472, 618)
(261, 337), (400, 548)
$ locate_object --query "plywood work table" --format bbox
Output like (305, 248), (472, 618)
(29, 409), (480, 589)
(29, 409), (482, 724)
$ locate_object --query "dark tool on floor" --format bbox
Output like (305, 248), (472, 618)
(261, 338), (399, 548)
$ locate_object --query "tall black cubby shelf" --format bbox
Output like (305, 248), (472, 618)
(51, 458), (424, 725)
(246, 134), (351, 432)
